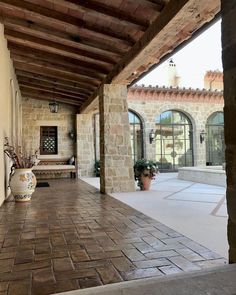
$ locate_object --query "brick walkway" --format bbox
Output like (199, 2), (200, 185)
(0, 179), (227, 295)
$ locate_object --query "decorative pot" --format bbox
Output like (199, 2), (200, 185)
(10, 168), (37, 202)
(140, 171), (152, 191)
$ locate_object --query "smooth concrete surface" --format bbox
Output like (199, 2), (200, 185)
(178, 166), (226, 187)
(82, 173), (228, 258)
(55, 264), (236, 295)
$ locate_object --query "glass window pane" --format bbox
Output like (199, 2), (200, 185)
(156, 111), (172, 124)
(128, 111), (143, 162)
(208, 112), (224, 125)
(155, 110), (193, 171)
(128, 112), (135, 123)
(206, 112), (225, 165)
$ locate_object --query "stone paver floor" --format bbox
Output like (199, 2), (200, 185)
(0, 179), (227, 295)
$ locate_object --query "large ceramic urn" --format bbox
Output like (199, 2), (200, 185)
(10, 168), (37, 202)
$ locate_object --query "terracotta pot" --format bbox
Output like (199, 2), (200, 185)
(10, 168), (37, 202)
(140, 171), (152, 191)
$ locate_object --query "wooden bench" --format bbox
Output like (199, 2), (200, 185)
(32, 158), (77, 179)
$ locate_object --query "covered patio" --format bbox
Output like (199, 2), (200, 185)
(1, 0), (236, 294)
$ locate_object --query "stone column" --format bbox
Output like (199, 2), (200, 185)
(222, 0), (236, 263)
(76, 114), (95, 177)
(99, 84), (135, 193)
(145, 122), (156, 161)
(195, 127), (207, 166)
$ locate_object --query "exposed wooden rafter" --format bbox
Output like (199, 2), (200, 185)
(0, 0), (220, 109)
(0, 0), (136, 44)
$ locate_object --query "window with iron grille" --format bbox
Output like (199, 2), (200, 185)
(40, 126), (58, 155)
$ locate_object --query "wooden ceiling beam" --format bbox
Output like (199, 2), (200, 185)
(3, 19), (122, 60)
(0, 0), (136, 44)
(18, 81), (88, 100)
(124, 0), (164, 10)
(20, 86), (83, 103)
(15, 70), (93, 95)
(8, 43), (110, 75)
(11, 53), (104, 81)
(12, 59), (100, 86)
(17, 77), (91, 98)
(0, 16), (129, 55)
(6, 36), (112, 72)
(21, 91), (81, 107)
(50, 0), (148, 29)
(5, 29), (116, 66)
(13, 61), (98, 90)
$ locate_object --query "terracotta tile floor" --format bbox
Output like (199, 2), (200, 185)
(0, 179), (227, 295)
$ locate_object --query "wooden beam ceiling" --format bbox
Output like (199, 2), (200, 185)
(0, 0), (220, 110)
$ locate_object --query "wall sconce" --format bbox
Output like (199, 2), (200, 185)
(68, 130), (76, 140)
(149, 129), (155, 144)
(49, 101), (59, 113)
(200, 130), (206, 144)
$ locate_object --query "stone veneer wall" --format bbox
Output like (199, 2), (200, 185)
(99, 84), (135, 193)
(128, 87), (224, 166)
(76, 114), (95, 177)
(22, 97), (77, 159)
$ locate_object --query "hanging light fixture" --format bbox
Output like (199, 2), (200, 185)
(49, 101), (59, 113)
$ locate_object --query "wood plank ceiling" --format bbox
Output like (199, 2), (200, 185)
(0, 0), (220, 111)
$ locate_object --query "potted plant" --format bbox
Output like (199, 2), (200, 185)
(4, 137), (39, 202)
(134, 159), (158, 191)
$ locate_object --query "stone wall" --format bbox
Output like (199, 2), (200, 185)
(99, 84), (135, 193)
(76, 113), (95, 177)
(22, 97), (77, 159)
(128, 86), (224, 166)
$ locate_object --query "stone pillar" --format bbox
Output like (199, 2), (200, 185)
(145, 122), (156, 161)
(99, 84), (135, 193)
(195, 127), (207, 166)
(76, 114), (95, 177)
(222, 0), (236, 263)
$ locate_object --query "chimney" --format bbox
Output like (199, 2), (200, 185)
(167, 59), (180, 87)
(204, 70), (223, 90)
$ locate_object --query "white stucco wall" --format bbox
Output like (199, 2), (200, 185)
(0, 23), (22, 205)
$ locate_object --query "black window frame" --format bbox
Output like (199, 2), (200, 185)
(40, 126), (58, 155)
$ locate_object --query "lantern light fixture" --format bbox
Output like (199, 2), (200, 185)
(149, 129), (155, 144)
(49, 101), (59, 113)
(200, 129), (206, 144)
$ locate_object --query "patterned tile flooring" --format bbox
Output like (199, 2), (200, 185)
(0, 179), (227, 295)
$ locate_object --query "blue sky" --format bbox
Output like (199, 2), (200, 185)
(137, 19), (222, 88)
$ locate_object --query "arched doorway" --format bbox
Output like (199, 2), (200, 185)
(206, 112), (225, 166)
(155, 110), (193, 172)
(129, 110), (144, 162)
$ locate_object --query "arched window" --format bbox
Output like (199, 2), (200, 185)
(206, 112), (225, 166)
(129, 110), (144, 162)
(155, 110), (193, 171)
